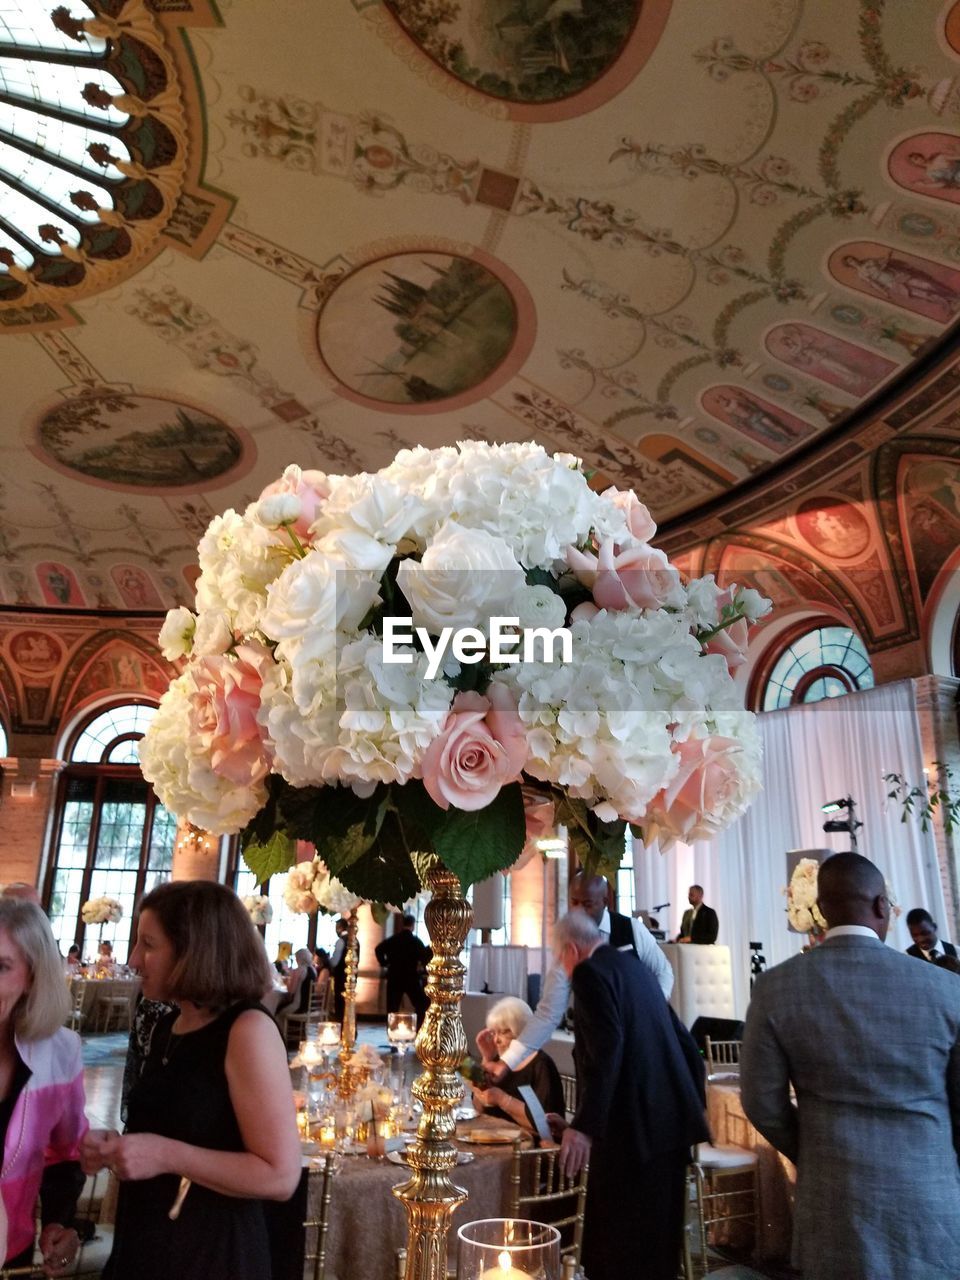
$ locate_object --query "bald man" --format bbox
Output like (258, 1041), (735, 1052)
(1, 883), (41, 906)
(486, 872), (673, 1080)
(741, 853), (960, 1280)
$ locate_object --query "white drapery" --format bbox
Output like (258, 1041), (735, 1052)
(633, 680), (947, 1017)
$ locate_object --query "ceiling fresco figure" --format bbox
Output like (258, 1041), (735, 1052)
(831, 243), (960, 322)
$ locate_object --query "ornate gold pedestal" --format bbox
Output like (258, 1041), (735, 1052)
(341, 908), (359, 1053)
(393, 864), (472, 1280)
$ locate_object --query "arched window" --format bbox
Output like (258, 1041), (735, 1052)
(762, 625), (874, 711)
(46, 700), (175, 960)
(0, 720), (8, 757)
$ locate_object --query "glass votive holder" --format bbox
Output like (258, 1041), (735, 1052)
(457, 1219), (561, 1280)
(317, 1020), (341, 1049)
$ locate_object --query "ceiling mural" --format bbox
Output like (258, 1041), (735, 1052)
(0, 0), (957, 655)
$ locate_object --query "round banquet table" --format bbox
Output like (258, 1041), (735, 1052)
(298, 1113), (524, 1280)
(706, 1080), (796, 1264)
(70, 975), (141, 1028)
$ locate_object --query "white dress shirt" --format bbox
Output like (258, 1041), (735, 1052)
(824, 925), (882, 940)
(499, 909), (674, 1071)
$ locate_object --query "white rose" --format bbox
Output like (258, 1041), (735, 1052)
(158, 606), (196, 661)
(256, 493), (302, 529)
(193, 610), (234, 657)
(261, 555), (339, 642)
(684, 576), (722, 629)
(396, 520), (525, 634)
(736, 587), (772, 623)
(313, 528), (394, 576)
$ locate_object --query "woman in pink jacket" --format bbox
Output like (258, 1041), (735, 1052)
(0, 898), (87, 1275)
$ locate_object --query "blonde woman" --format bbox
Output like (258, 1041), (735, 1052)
(0, 898), (87, 1275)
(473, 996), (565, 1131)
(82, 881), (301, 1280)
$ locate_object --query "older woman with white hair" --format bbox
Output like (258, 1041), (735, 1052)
(0, 898), (87, 1276)
(473, 996), (564, 1131)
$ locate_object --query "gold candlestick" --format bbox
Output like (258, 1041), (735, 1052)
(341, 908), (359, 1053)
(393, 863), (472, 1280)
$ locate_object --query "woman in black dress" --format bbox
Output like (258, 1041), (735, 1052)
(472, 996), (565, 1131)
(81, 881), (301, 1280)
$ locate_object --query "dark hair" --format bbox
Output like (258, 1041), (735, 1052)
(67, 944), (80, 957)
(138, 880), (273, 1008)
(690, 884), (704, 894)
(906, 908), (936, 928)
(401, 913), (416, 929)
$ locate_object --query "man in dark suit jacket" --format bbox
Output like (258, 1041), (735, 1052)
(375, 912), (430, 1023)
(552, 911), (709, 1280)
(677, 883), (719, 944)
(905, 907), (958, 963)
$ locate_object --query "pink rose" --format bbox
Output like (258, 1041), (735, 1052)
(421, 684), (528, 811)
(570, 601), (599, 622)
(189, 642), (272, 786)
(703, 588), (748, 673)
(649, 737), (742, 840)
(258, 464), (331, 540)
(566, 538), (680, 611)
(601, 486), (657, 542)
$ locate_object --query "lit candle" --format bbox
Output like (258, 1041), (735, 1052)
(319, 1122), (336, 1147)
(479, 1250), (529, 1280)
(318, 1022), (341, 1048)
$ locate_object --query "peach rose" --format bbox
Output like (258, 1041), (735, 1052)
(566, 538), (681, 611)
(601, 486), (657, 543)
(190, 642), (271, 786)
(703, 588), (748, 672)
(422, 684), (528, 811)
(522, 786), (555, 841)
(649, 736), (742, 840)
(258, 464), (331, 540)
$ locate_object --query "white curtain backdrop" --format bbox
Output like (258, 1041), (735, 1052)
(633, 680), (947, 1016)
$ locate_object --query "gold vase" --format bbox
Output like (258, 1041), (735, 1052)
(341, 908), (359, 1053)
(393, 863), (472, 1280)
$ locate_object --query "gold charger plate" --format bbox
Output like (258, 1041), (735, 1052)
(458, 1127), (520, 1145)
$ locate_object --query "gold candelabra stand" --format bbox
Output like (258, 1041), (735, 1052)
(341, 908), (359, 1053)
(393, 863), (472, 1280)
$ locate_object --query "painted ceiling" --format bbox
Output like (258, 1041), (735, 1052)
(2, 0), (960, 628)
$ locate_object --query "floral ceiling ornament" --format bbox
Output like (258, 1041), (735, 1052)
(140, 443), (771, 904)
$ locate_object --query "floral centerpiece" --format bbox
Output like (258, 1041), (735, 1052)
(140, 442), (769, 902)
(81, 896), (123, 926)
(283, 855), (361, 916)
(784, 858), (827, 938)
(241, 894), (273, 926)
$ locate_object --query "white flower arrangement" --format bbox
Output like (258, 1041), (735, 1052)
(282, 857), (362, 916)
(139, 443), (771, 903)
(242, 894), (273, 926)
(81, 896), (123, 926)
(784, 859), (827, 935)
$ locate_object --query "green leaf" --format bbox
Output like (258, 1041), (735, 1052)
(524, 567), (559, 590)
(370, 901), (390, 926)
(431, 782), (526, 889)
(242, 829), (296, 883)
(334, 826), (422, 905)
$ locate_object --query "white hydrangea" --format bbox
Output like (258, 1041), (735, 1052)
(195, 509), (288, 636)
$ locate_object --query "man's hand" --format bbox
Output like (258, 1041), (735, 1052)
(558, 1126), (591, 1180)
(544, 1112), (567, 1143)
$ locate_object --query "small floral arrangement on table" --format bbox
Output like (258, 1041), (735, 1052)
(140, 442), (770, 905)
(81, 896), (123, 925)
(241, 894), (273, 926)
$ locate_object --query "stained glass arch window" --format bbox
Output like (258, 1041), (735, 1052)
(762, 625), (874, 711)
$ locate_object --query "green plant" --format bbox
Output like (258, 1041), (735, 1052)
(884, 762), (960, 835)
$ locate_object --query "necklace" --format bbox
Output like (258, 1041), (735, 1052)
(160, 1022), (182, 1067)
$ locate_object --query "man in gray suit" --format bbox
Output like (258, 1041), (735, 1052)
(741, 852), (960, 1280)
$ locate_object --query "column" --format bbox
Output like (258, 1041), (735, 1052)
(913, 675), (960, 929)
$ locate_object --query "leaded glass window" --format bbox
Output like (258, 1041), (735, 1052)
(763, 625), (874, 711)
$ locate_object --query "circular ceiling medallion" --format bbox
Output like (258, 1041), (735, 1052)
(33, 393), (249, 492)
(383, 0), (671, 121)
(316, 251), (529, 411)
(795, 497), (871, 560)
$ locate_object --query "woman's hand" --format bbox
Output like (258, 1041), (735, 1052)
(109, 1134), (173, 1181)
(472, 1085), (507, 1111)
(39, 1223), (79, 1277)
(475, 1028), (498, 1061)
(80, 1128), (119, 1175)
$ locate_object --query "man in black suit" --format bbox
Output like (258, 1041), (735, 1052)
(552, 911), (709, 1280)
(331, 917), (354, 1022)
(905, 907), (958, 963)
(677, 883), (719, 944)
(375, 912), (431, 1024)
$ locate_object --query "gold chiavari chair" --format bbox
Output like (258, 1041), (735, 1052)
(282, 979), (319, 1049)
(685, 1141), (758, 1279)
(703, 1037), (742, 1080)
(303, 1153), (337, 1280)
(559, 1073), (577, 1121)
(507, 1136), (589, 1271)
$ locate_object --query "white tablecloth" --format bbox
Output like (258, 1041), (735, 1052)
(465, 945), (528, 998)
